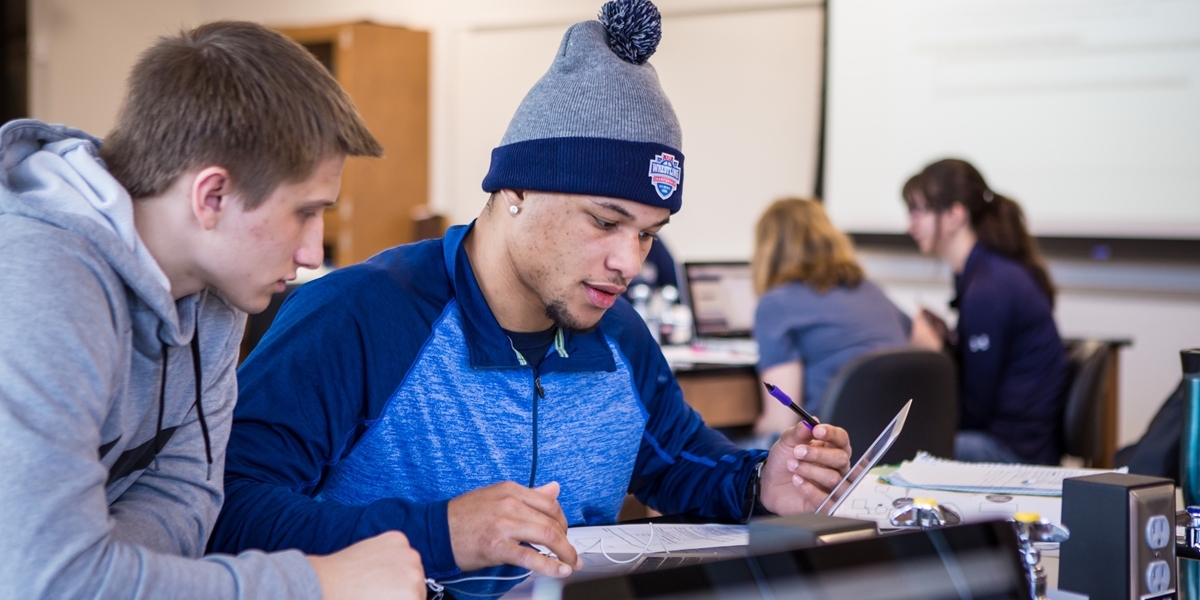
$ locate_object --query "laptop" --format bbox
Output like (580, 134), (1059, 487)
(681, 262), (758, 353)
(558, 519), (1031, 599)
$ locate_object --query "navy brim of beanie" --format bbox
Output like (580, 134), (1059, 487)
(481, 137), (685, 214)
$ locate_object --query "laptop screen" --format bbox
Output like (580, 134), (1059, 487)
(683, 262), (756, 338)
(561, 520), (1029, 600)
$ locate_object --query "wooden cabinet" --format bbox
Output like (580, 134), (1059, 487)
(676, 366), (762, 428)
(278, 22), (429, 267)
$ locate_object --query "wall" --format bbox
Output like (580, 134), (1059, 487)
(29, 0), (200, 135)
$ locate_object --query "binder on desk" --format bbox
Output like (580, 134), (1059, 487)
(882, 452), (1123, 496)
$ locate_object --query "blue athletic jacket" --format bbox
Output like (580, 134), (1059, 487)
(210, 223), (766, 581)
(953, 243), (1068, 465)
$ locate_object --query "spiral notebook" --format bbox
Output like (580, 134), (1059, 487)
(881, 452), (1123, 497)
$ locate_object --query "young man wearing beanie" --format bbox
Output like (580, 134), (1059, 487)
(0, 22), (426, 600)
(212, 0), (851, 594)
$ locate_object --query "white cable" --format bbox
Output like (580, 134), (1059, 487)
(600, 522), (658, 564)
(425, 578), (443, 593)
(440, 572), (533, 585)
(430, 571), (534, 599)
(427, 521), (667, 597)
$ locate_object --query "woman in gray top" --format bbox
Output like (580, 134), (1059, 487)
(751, 198), (938, 441)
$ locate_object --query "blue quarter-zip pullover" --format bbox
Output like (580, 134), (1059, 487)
(210, 223), (767, 586)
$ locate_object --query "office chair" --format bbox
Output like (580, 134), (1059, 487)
(817, 348), (958, 465)
(239, 285), (298, 363)
(1061, 339), (1113, 467)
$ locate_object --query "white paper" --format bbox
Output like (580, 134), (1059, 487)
(565, 524), (748, 554)
(883, 452), (1122, 496)
(659, 345), (757, 369)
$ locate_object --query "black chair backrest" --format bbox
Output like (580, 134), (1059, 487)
(1061, 339), (1112, 466)
(817, 348), (958, 465)
(240, 285), (298, 363)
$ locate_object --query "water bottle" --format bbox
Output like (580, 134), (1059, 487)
(1179, 349), (1200, 600)
(658, 285), (679, 344)
(628, 283), (659, 344)
(1182, 349), (1200, 507)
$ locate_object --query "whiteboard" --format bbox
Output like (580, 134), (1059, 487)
(824, 0), (1200, 239)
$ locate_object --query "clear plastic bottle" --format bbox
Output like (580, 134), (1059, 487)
(658, 285), (679, 344)
(628, 283), (659, 344)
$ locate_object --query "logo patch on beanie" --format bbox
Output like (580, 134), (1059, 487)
(648, 153), (682, 201)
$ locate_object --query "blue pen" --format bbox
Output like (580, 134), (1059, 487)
(763, 382), (820, 430)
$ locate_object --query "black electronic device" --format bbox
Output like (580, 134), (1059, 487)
(559, 520), (1030, 600)
(681, 262), (755, 339)
(1059, 472), (1176, 600)
(748, 512), (876, 554)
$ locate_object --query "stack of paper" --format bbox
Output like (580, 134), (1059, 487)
(882, 452), (1123, 496)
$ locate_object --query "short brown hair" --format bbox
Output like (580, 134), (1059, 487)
(100, 21), (383, 208)
(751, 197), (863, 295)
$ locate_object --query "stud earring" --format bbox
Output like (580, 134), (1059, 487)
(509, 205), (519, 215)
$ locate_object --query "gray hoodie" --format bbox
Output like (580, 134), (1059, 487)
(0, 120), (321, 599)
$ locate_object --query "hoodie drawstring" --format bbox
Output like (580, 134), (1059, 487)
(190, 328), (213, 481)
(154, 343), (168, 471)
(152, 327), (214, 480)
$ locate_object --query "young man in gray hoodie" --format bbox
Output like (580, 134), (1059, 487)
(0, 21), (424, 600)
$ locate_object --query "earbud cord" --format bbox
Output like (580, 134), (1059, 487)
(423, 523), (664, 598)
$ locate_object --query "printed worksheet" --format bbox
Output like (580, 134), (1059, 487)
(566, 523), (747, 554)
(883, 452), (1121, 496)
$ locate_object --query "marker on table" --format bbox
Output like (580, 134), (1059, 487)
(763, 382), (820, 430)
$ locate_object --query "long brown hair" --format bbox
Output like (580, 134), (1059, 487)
(752, 198), (863, 295)
(902, 159), (1056, 305)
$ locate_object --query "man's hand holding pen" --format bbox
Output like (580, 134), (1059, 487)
(759, 382), (852, 514)
(760, 421), (852, 514)
(447, 481), (582, 578)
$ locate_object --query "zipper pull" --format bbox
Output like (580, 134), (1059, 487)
(425, 578), (444, 600)
(534, 376), (545, 399)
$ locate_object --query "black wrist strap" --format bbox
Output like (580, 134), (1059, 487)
(742, 458), (769, 522)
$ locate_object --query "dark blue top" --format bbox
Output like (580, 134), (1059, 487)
(753, 280), (911, 415)
(953, 243), (1068, 465)
(209, 223), (766, 589)
(503, 325), (557, 370)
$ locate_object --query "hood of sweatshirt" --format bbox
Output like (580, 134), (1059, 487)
(0, 121), (313, 598)
(0, 119), (196, 352)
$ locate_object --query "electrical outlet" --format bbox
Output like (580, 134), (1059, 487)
(1145, 515), (1171, 549)
(1132, 485), (1176, 598)
(1146, 560), (1171, 594)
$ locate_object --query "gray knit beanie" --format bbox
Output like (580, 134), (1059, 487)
(481, 0), (685, 213)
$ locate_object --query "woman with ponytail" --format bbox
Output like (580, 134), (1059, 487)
(903, 159), (1068, 465)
